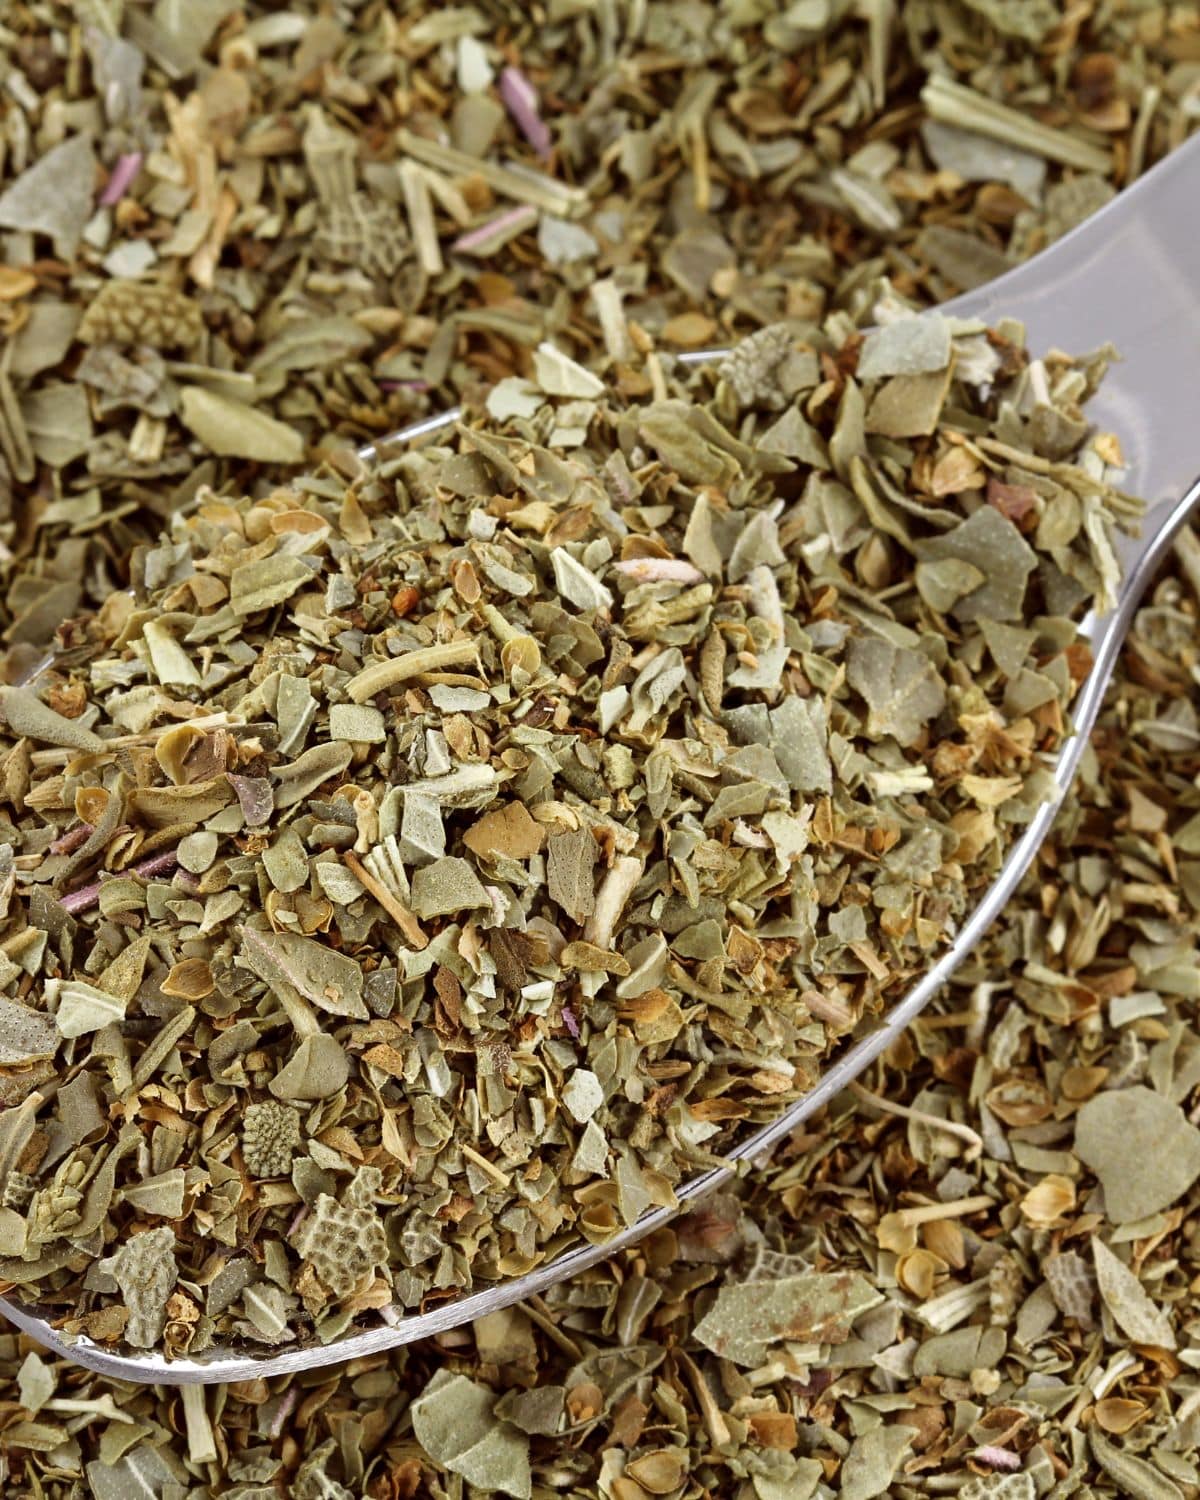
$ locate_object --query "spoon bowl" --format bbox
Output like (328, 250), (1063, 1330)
(4, 134), (1200, 1382)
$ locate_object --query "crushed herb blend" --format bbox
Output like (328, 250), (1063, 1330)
(0, 303), (1138, 1354)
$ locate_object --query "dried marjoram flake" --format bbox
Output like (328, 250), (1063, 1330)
(103, 1227), (178, 1348)
(77, 282), (204, 350)
(291, 1195), (388, 1301)
(241, 1101), (302, 1179)
(0, 303), (1143, 1354)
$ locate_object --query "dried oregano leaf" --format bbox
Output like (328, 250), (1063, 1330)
(179, 387), (305, 462)
(410, 1370), (532, 1500)
(846, 637), (946, 747)
(0, 134), (96, 257)
(692, 1270), (882, 1365)
(105, 1227), (177, 1347)
(1092, 1237), (1176, 1349)
(1075, 1087), (1200, 1224)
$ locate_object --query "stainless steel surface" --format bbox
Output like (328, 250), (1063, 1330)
(4, 134), (1200, 1382)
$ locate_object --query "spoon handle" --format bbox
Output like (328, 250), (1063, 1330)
(946, 130), (1200, 519)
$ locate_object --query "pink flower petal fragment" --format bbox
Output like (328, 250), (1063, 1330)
(499, 66), (552, 160)
(99, 151), (143, 206)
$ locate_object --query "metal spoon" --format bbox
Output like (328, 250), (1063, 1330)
(4, 134), (1200, 1384)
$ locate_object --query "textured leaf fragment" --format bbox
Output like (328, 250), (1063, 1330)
(290, 1193), (387, 1297)
(242, 1101), (302, 1178)
(547, 827), (598, 924)
(409, 857), (490, 919)
(180, 387), (305, 462)
(1092, 1237), (1176, 1349)
(78, 281), (203, 349)
(846, 637), (946, 747)
(107, 1226), (177, 1347)
(1075, 1086), (1200, 1223)
(1089, 1429), (1183, 1500)
(0, 687), (104, 752)
(51, 980), (128, 1039)
(858, 314), (951, 380)
(240, 928), (368, 1020)
(230, 555), (314, 616)
(1044, 1250), (1095, 1325)
(720, 323), (798, 408)
(0, 996), (59, 1064)
(411, 1370), (532, 1500)
(917, 506), (1037, 622)
(692, 1271), (882, 1365)
(0, 134), (96, 257)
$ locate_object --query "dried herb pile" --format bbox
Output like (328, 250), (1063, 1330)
(0, 300), (1138, 1352)
(4, 530), (1200, 1500)
(1, 0), (1198, 667)
(2, 0), (1200, 1497)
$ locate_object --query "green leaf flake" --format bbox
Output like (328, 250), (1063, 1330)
(692, 1270), (883, 1365)
(180, 387), (305, 463)
(230, 555), (315, 617)
(0, 134), (97, 257)
(0, 686), (105, 752)
(269, 1035), (350, 1102)
(846, 637), (946, 747)
(16, 1350), (55, 1414)
(857, 314), (951, 380)
(840, 1425), (914, 1500)
(864, 365), (954, 438)
(546, 827), (598, 924)
(241, 928), (369, 1021)
(1092, 1236), (1176, 1349)
(409, 856), (491, 919)
(1075, 1086), (1200, 1224)
(917, 504), (1037, 622)
(50, 979), (129, 1039)
(411, 1371), (532, 1500)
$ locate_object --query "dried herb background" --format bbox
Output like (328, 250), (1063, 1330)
(1, 0), (1200, 1497)
(1, 0), (1196, 665)
(0, 305), (1140, 1352)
